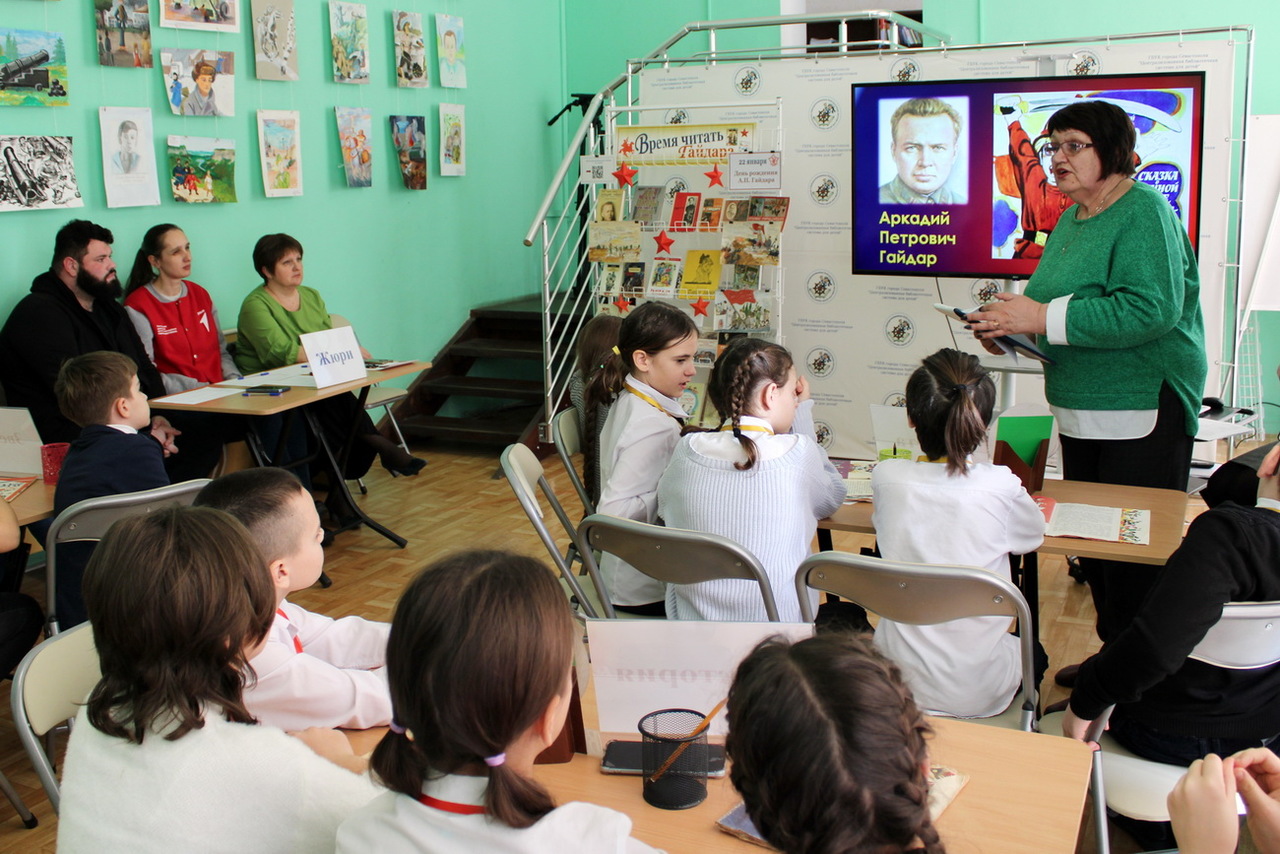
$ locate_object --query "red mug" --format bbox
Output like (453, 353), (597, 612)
(40, 442), (71, 485)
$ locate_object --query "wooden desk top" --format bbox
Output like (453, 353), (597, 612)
(345, 719), (1092, 854)
(823, 478), (1188, 565)
(9, 477), (55, 526)
(150, 361), (429, 417)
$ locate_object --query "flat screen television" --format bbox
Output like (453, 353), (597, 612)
(850, 71), (1205, 279)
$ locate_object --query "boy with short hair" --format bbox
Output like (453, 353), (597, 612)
(53, 351), (170, 628)
(194, 468), (392, 730)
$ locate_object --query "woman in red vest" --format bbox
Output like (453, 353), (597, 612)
(124, 223), (242, 392)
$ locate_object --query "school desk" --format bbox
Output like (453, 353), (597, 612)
(152, 361), (429, 548)
(9, 478), (55, 528)
(818, 478), (1190, 639)
(345, 717), (1094, 854)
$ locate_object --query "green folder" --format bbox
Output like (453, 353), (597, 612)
(996, 415), (1054, 467)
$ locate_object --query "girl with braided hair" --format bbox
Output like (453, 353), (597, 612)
(871, 348), (1044, 718)
(587, 302), (699, 615)
(726, 633), (944, 854)
(657, 337), (845, 621)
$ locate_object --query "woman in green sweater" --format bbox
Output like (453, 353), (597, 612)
(236, 233), (426, 480)
(967, 101), (1206, 648)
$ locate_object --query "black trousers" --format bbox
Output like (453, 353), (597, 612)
(1058, 383), (1194, 642)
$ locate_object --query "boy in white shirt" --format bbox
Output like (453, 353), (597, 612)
(195, 468), (392, 730)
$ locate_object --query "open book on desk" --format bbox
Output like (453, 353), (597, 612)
(834, 459), (875, 503)
(1035, 496), (1151, 545)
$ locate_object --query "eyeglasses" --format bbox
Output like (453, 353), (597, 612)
(1037, 141), (1095, 159)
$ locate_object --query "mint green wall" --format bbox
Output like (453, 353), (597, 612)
(565, 0), (778, 94)
(0, 0), (568, 375)
(924, 0), (1280, 431)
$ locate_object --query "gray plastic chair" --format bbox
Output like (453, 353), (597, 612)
(10, 622), (100, 814)
(550, 407), (594, 516)
(1043, 600), (1280, 854)
(45, 479), (211, 634)
(795, 551), (1037, 732)
(500, 444), (603, 619)
(576, 513), (781, 621)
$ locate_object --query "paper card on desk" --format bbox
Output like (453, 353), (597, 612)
(300, 327), (366, 388)
(997, 415), (1053, 467)
(1036, 497), (1151, 545)
(154, 386), (245, 405)
(0, 408), (44, 474)
(0, 477), (35, 502)
(587, 620), (812, 737)
(869, 405), (921, 462)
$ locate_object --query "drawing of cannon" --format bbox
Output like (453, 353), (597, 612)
(2, 146), (47, 207)
(0, 50), (61, 94)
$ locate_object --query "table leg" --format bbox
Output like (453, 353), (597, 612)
(817, 528), (833, 552)
(303, 408), (407, 549)
(1017, 552), (1040, 642)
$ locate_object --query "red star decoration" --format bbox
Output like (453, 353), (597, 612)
(704, 165), (724, 187)
(653, 230), (675, 254)
(618, 138), (635, 155)
(690, 297), (711, 317)
(612, 161), (637, 187)
(612, 295), (632, 313)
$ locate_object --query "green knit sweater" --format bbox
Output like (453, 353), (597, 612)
(1024, 180), (1206, 436)
(234, 285), (332, 374)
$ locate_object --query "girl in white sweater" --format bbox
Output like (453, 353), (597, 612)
(337, 551), (658, 853)
(586, 302), (698, 614)
(871, 348), (1045, 718)
(658, 338), (846, 621)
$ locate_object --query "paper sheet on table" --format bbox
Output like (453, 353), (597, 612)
(1196, 417), (1257, 441)
(587, 620), (812, 737)
(869, 404), (921, 461)
(218, 366), (319, 388)
(0, 408), (43, 474)
(154, 387), (245, 405)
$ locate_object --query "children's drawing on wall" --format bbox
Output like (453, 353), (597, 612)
(166, 135), (236, 203)
(393, 11), (427, 88)
(0, 29), (70, 107)
(435, 14), (465, 88)
(99, 106), (160, 208)
(335, 106), (372, 187)
(329, 2), (369, 84)
(389, 115), (426, 190)
(251, 0), (297, 80)
(439, 103), (465, 176)
(95, 0), (152, 68)
(257, 109), (302, 197)
(160, 0), (239, 33)
(160, 49), (235, 116)
(0, 135), (82, 212)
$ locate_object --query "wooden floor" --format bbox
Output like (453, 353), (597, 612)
(0, 439), (1227, 852)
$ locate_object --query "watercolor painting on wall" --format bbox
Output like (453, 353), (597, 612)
(257, 109), (302, 197)
(251, 0), (297, 80)
(329, 2), (369, 84)
(167, 135), (237, 203)
(336, 106), (372, 187)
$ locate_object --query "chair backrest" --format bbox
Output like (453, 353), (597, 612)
(499, 444), (603, 619)
(550, 407), (594, 515)
(10, 622), (100, 813)
(577, 514), (781, 622)
(795, 550), (1036, 727)
(45, 479), (212, 633)
(1188, 600), (1280, 669)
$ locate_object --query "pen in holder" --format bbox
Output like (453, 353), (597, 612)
(993, 438), (1050, 494)
(639, 707), (713, 810)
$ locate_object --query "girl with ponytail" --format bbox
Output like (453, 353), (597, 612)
(726, 633), (945, 854)
(871, 348), (1045, 718)
(338, 550), (658, 853)
(657, 337), (845, 621)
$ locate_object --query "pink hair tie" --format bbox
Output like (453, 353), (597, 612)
(484, 753), (507, 768)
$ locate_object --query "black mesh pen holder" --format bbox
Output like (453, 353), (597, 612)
(638, 708), (709, 810)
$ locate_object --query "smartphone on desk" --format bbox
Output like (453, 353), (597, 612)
(600, 739), (726, 777)
(243, 384), (291, 395)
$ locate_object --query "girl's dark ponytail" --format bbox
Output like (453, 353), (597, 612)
(905, 349), (995, 476)
(124, 223), (180, 298)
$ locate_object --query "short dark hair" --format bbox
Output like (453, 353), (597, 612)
(251, 233), (304, 284)
(905, 348), (995, 476)
(371, 550), (574, 829)
(84, 506), (275, 744)
(51, 219), (113, 270)
(55, 351), (138, 427)
(194, 468), (308, 564)
(1045, 100), (1137, 178)
(726, 634), (943, 854)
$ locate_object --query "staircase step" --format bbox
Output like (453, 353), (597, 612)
(418, 376), (543, 401)
(401, 409), (536, 444)
(450, 338), (542, 360)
